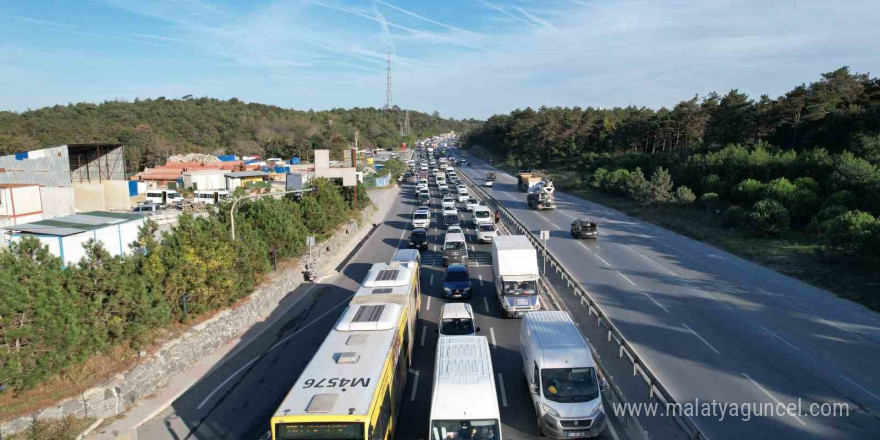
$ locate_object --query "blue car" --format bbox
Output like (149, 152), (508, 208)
(443, 264), (472, 299)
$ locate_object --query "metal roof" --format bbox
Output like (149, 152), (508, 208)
(430, 336), (500, 421)
(225, 171), (269, 178)
(523, 311), (594, 369)
(3, 211), (144, 236)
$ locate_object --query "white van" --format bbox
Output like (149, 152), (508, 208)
(145, 189), (184, 205)
(437, 303), (479, 336)
(520, 311), (607, 438)
(442, 232), (468, 266)
(193, 190), (230, 205)
(472, 206), (493, 227)
(430, 336), (502, 440)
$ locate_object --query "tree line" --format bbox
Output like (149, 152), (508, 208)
(0, 178), (366, 392)
(0, 98), (481, 173)
(465, 67), (880, 267)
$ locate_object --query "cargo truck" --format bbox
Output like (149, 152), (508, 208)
(491, 235), (541, 318)
(518, 170), (543, 192)
(527, 180), (556, 210)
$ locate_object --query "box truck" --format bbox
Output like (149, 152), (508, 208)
(491, 235), (541, 318)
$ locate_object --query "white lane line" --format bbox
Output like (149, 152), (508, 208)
(841, 375), (880, 401)
(642, 292), (669, 313)
(742, 373), (807, 426)
(497, 373), (508, 407)
(595, 255), (611, 266)
(682, 323), (721, 354)
(616, 271), (637, 286)
(426, 295), (432, 311)
(420, 325), (427, 347)
(483, 297), (490, 312)
(490, 327), (497, 349)
(410, 369), (421, 401)
(760, 325), (801, 352)
(430, 274), (434, 285)
(196, 357), (258, 410)
(478, 274), (484, 286)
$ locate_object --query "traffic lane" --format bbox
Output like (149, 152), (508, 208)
(139, 188), (418, 440)
(464, 164), (880, 421)
(462, 164), (880, 438)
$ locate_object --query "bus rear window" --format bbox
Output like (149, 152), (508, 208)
(276, 422), (364, 439)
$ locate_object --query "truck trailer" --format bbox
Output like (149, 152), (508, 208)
(491, 235), (541, 318)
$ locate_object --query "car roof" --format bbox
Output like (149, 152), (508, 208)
(440, 302), (474, 320)
(446, 264), (468, 273)
(412, 228), (427, 233)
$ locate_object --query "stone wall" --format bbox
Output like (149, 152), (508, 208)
(1, 204), (380, 435)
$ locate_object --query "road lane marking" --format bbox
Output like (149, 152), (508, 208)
(483, 297), (490, 312)
(682, 323), (721, 354)
(841, 375), (880, 401)
(410, 370), (421, 401)
(497, 373), (508, 407)
(616, 271), (637, 286)
(642, 292), (669, 313)
(268, 295), (354, 353)
(420, 325), (427, 347)
(595, 255), (611, 266)
(742, 373), (807, 426)
(760, 325), (801, 352)
(478, 274), (484, 286)
(426, 295), (432, 311)
(196, 357), (258, 410)
(490, 327), (497, 349)
(430, 274), (434, 285)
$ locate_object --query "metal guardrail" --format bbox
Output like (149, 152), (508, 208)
(459, 170), (707, 440)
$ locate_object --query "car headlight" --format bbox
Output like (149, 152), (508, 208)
(464, 286), (471, 292)
(589, 404), (603, 416)
(542, 404), (560, 417)
(443, 287), (451, 292)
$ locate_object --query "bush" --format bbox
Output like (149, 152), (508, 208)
(747, 199), (791, 235)
(589, 168), (609, 188)
(788, 188), (821, 226)
(731, 178), (766, 205)
(647, 167), (675, 205)
(809, 205), (849, 233)
(831, 151), (878, 191)
(722, 205), (749, 227)
(626, 167), (649, 203)
(822, 190), (857, 210)
(674, 186), (696, 204)
(604, 168), (631, 194)
(793, 177), (820, 194)
(700, 192), (719, 207)
(701, 174), (726, 196)
(763, 177), (797, 205)
(823, 210), (880, 257)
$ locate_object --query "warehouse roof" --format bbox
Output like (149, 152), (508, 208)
(3, 211), (144, 236)
(225, 171), (269, 178)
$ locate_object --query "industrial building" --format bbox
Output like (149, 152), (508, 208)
(0, 184), (44, 227)
(225, 171), (270, 191)
(3, 211), (146, 266)
(183, 169), (228, 190)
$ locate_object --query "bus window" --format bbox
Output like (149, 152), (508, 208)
(371, 389), (392, 440)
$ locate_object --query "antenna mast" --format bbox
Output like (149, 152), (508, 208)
(384, 46), (393, 110)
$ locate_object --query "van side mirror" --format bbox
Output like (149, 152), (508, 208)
(600, 379), (608, 392)
(475, 327), (481, 333)
(529, 383), (539, 394)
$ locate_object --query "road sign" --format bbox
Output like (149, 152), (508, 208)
(539, 230), (550, 240)
(306, 236), (316, 246)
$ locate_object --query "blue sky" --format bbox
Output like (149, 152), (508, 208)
(1, 0), (878, 119)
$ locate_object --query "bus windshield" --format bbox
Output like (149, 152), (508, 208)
(275, 422), (364, 439)
(541, 367), (599, 403)
(431, 419), (499, 440)
(502, 280), (536, 296)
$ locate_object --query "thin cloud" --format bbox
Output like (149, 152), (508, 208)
(372, 0), (478, 36)
(372, 6), (394, 52)
(511, 6), (555, 29)
(475, 0), (532, 25)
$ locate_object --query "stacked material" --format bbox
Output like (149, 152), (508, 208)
(167, 153), (219, 163)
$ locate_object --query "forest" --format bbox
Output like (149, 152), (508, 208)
(0, 98), (481, 172)
(465, 67), (880, 301)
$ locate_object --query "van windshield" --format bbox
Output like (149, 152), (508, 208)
(541, 367), (599, 403)
(414, 213), (429, 220)
(478, 225), (494, 232)
(431, 419), (498, 440)
(440, 318), (474, 336)
(474, 211), (489, 219)
(445, 241), (463, 251)
(502, 280), (536, 296)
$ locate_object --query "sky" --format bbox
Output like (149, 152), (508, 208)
(1, 0), (878, 119)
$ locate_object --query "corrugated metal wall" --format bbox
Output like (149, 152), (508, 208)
(0, 146), (72, 186)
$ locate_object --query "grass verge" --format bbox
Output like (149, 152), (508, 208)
(546, 171), (879, 312)
(6, 416), (96, 440)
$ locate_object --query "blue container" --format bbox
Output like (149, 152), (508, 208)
(128, 181), (138, 196)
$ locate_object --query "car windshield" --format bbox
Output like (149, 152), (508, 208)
(412, 231), (426, 239)
(541, 367), (599, 403)
(415, 213), (429, 220)
(431, 420), (498, 440)
(440, 318), (475, 336)
(478, 225), (494, 232)
(445, 241), (464, 250)
(445, 269), (469, 282)
(445, 215), (458, 222)
(502, 280), (536, 296)
(474, 211), (489, 218)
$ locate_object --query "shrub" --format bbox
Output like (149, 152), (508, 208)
(747, 199), (791, 235)
(823, 210), (880, 257)
(700, 192), (720, 213)
(626, 167), (649, 203)
(822, 190), (857, 210)
(763, 177), (797, 205)
(793, 177), (820, 194)
(731, 178), (766, 205)
(830, 151), (878, 191)
(701, 174), (726, 196)
(787, 188), (821, 226)
(604, 168), (631, 194)
(589, 168), (609, 188)
(722, 205), (749, 227)
(674, 186), (696, 204)
(809, 205), (849, 233)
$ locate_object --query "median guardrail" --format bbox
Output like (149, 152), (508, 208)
(459, 170), (707, 440)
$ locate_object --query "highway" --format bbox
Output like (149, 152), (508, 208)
(456, 156), (880, 440)
(137, 151), (629, 440)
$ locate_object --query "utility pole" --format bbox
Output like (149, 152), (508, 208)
(384, 46), (393, 110)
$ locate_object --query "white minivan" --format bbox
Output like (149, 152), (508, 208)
(145, 189), (184, 205)
(472, 206), (493, 227)
(437, 303), (479, 336)
(429, 336), (502, 440)
(521, 311), (607, 438)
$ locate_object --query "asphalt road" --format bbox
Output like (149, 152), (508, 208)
(138, 153), (627, 440)
(456, 155), (880, 440)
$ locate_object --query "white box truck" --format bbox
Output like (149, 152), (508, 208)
(491, 235), (540, 318)
(521, 311), (607, 438)
(429, 336), (502, 440)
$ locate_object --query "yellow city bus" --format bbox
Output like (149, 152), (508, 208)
(270, 301), (411, 440)
(352, 260), (421, 356)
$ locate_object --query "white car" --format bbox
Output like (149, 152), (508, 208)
(483, 179), (494, 187)
(457, 184), (468, 193)
(438, 303), (478, 336)
(438, 183), (449, 193)
(457, 191), (470, 202)
(466, 197), (482, 212)
(420, 164), (428, 171)
(412, 210), (431, 229)
(442, 207), (458, 217)
(476, 223), (497, 243)
(416, 184), (428, 193)
(446, 224), (464, 236)
(441, 196), (456, 210)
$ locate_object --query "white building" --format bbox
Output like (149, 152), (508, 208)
(0, 184), (44, 227)
(182, 169), (228, 190)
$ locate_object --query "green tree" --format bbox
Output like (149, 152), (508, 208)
(748, 199), (790, 235)
(647, 167), (675, 205)
(674, 186), (696, 204)
(589, 168), (609, 188)
(626, 167), (649, 203)
(823, 210), (879, 257)
(831, 152), (878, 191)
(731, 179), (766, 205)
(382, 158), (407, 181)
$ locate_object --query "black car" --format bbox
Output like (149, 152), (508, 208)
(409, 228), (429, 249)
(571, 218), (599, 239)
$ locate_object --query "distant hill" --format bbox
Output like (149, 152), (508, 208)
(0, 98), (482, 173)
